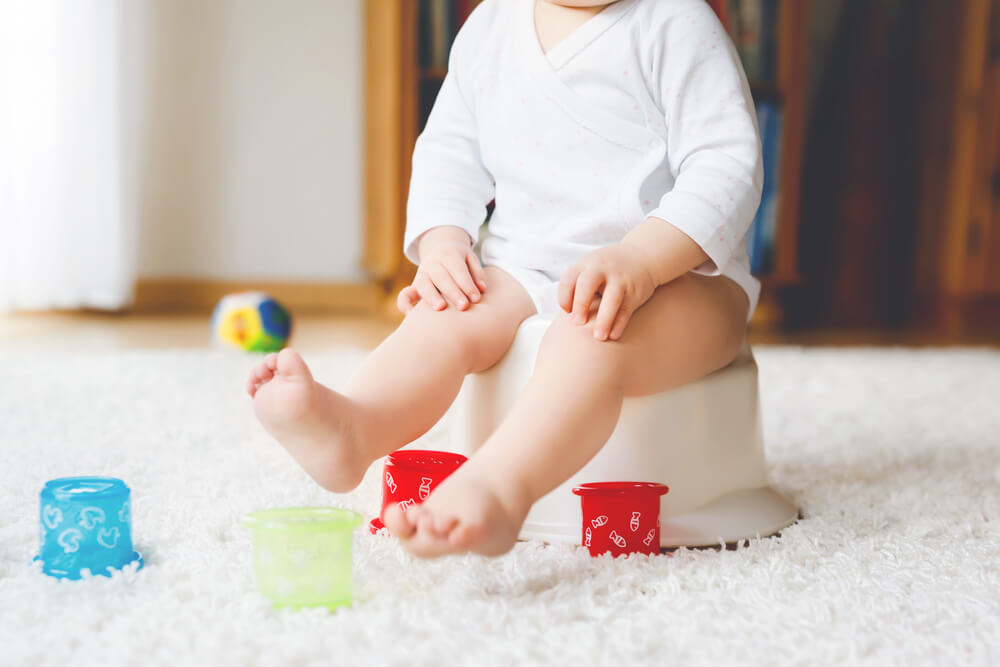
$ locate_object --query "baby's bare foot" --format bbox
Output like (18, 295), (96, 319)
(247, 348), (369, 493)
(383, 463), (531, 558)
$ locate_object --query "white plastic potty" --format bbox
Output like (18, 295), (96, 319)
(449, 315), (798, 548)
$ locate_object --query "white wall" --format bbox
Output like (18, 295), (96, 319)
(136, 0), (364, 281)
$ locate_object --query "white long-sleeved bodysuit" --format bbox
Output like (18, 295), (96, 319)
(404, 0), (763, 318)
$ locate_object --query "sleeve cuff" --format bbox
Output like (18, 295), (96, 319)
(649, 190), (736, 276)
(403, 214), (484, 265)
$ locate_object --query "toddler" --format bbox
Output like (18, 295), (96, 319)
(247, 0), (761, 558)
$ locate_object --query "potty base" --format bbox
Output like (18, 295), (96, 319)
(520, 486), (798, 548)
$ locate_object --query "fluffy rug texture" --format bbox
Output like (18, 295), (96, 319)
(1, 345), (999, 666)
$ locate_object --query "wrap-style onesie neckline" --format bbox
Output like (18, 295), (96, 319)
(515, 0), (654, 153)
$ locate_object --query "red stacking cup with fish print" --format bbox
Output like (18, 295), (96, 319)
(572, 482), (669, 556)
(369, 449), (468, 535)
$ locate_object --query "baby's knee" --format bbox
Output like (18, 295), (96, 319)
(539, 314), (627, 378)
(402, 302), (507, 372)
(543, 312), (601, 345)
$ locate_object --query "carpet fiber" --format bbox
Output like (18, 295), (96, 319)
(1, 346), (999, 666)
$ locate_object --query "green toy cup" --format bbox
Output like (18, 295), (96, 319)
(242, 507), (362, 610)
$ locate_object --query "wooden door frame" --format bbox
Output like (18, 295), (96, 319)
(363, 0), (418, 312)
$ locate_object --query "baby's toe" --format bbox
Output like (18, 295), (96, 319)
(417, 512), (437, 536)
(275, 348), (312, 380)
(433, 513), (459, 537)
(256, 361), (275, 380)
(246, 365), (268, 396)
(448, 521), (486, 550)
(406, 522), (459, 559)
(383, 504), (416, 539)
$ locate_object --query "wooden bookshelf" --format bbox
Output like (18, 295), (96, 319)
(769, 0), (808, 288)
(912, 0), (1000, 334)
(364, 1), (810, 323)
(750, 0), (809, 326)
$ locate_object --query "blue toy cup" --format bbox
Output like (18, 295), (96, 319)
(35, 477), (142, 579)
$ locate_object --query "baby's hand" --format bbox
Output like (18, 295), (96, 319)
(557, 242), (658, 341)
(398, 226), (487, 314)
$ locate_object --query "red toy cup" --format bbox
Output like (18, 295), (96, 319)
(369, 449), (468, 535)
(572, 482), (669, 557)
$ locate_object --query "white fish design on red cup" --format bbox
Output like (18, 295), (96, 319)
(418, 477), (433, 500)
(610, 531), (627, 549)
(591, 515), (608, 529)
(584, 526), (592, 547)
(385, 471), (397, 494)
(643, 529), (656, 546)
(630, 511), (641, 532)
(398, 498), (415, 512)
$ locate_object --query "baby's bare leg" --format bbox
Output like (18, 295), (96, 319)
(345, 267), (534, 455)
(386, 273), (749, 557)
(249, 267), (534, 492)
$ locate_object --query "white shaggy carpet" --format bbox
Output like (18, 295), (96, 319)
(1, 345), (999, 666)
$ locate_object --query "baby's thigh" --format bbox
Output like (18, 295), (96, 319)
(400, 266), (536, 373)
(542, 273), (748, 397)
(619, 273), (749, 396)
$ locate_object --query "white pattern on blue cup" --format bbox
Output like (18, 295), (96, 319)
(35, 477), (143, 579)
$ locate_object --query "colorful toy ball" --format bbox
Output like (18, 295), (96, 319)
(211, 291), (292, 353)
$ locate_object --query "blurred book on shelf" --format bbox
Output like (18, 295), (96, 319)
(709, 0), (786, 279)
(417, 0), (483, 71)
(708, 0), (780, 84)
(747, 101), (784, 275)
(416, 0), (484, 129)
